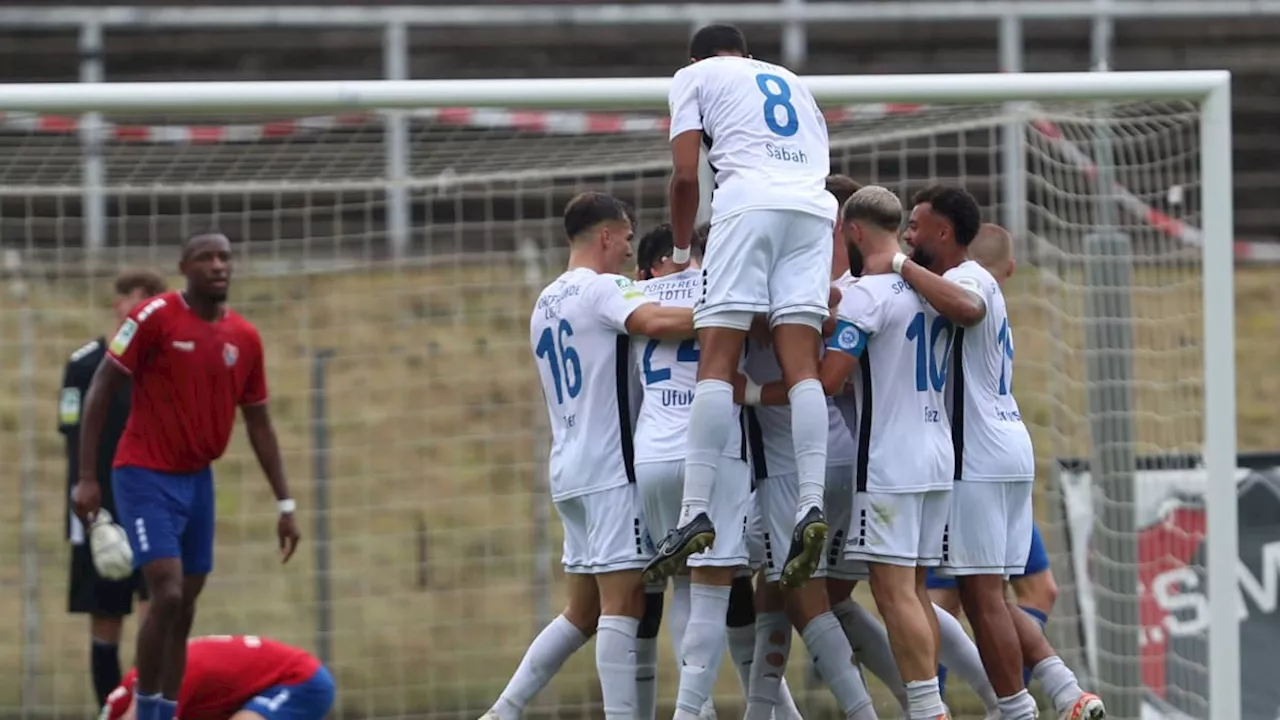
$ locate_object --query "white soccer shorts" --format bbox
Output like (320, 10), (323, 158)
(636, 458), (752, 569)
(555, 484), (653, 574)
(756, 467), (867, 583)
(937, 480), (1035, 577)
(746, 492), (767, 573)
(844, 489), (952, 568)
(822, 464), (868, 581)
(694, 209), (834, 332)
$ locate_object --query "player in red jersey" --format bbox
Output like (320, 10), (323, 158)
(73, 232), (301, 720)
(99, 635), (335, 720)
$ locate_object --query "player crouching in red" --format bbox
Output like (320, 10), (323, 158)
(100, 635), (334, 720)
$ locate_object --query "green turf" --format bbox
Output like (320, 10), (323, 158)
(0, 262), (1274, 718)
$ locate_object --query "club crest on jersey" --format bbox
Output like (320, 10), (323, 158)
(223, 343), (239, 367)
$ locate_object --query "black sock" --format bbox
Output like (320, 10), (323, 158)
(91, 639), (122, 706)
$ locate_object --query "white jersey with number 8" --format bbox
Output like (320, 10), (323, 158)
(668, 56), (836, 224)
(531, 268), (652, 502)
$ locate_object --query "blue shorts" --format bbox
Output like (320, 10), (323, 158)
(243, 666), (336, 720)
(112, 465), (215, 575)
(927, 523), (1049, 590)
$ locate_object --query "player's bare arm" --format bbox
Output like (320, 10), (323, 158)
(625, 303), (695, 340)
(899, 260), (987, 327)
(668, 131), (703, 258)
(241, 403), (301, 562)
(738, 350), (856, 406)
(72, 359), (129, 520)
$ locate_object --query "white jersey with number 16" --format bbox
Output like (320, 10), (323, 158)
(531, 268), (652, 502)
(668, 56), (835, 224)
(942, 260), (1035, 481)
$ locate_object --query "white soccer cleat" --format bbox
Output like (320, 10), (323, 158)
(1060, 692), (1105, 720)
(697, 698), (717, 720)
(89, 509), (134, 581)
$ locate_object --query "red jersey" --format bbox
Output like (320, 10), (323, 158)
(107, 291), (268, 473)
(107, 636), (321, 720)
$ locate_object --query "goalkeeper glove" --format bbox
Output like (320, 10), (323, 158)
(89, 509), (134, 581)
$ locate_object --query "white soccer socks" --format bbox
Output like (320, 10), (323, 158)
(1031, 656), (1085, 716)
(799, 611), (878, 720)
(680, 380), (736, 525)
(934, 602), (1000, 713)
(596, 615), (640, 720)
(746, 611), (793, 720)
(905, 678), (948, 720)
(491, 614), (588, 720)
(832, 598), (909, 712)
(996, 689), (1040, 720)
(675, 584), (731, 717)
(788, 379), (829, 522)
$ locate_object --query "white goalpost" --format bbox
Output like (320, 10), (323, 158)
(0, 71), (1237, 720)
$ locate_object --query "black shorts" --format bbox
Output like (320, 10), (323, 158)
(68, 543), (148, 616)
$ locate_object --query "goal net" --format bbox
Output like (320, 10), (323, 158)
(0, 79), (1242, 720)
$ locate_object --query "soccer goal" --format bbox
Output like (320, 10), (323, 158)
(0, 71), (1237, 720)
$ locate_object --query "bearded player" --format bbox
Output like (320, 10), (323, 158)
(651, 23), (837, 587)
(98, 635), (334, 720)
(483, 193), (694, 720)
(73, 232), (301, 720)
(908, 220), (1106, 720)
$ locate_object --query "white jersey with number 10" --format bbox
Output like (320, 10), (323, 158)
(531, 268), (652, 502)
(668, 56), (835, 224)
(632, 268), (741, 463)
(942, 260), (1035, 481)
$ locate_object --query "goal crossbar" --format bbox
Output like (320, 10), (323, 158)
(0, 70), (1233, 113)
(0, 69), (1239, 720)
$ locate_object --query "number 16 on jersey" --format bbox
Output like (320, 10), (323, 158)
(536, 318), (582, 410)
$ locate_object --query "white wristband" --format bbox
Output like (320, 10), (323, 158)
(277, 498), (296, 515)
(743, 380), (762, 407)
(892, 252), (908, 274)
(671, 245), (691, 264)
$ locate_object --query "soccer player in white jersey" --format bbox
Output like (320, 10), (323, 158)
(486, 192), (696, 720)
(651, 23), (837, 587)
(827, 186), (953, 720)
(903, 216), (1107, 720)
(630, 225), (755, 720)
(890, 185), (1037, 720)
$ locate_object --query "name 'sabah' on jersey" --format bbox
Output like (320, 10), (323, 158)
(764, 143), (809, 165)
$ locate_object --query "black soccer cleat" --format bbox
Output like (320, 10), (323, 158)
(643, 513), (716, 585)
(780, 506), (828, 588)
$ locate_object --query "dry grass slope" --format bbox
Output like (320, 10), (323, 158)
(0, 262), (1275, 718)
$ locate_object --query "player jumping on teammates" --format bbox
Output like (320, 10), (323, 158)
(60, 269), (167, 706)
(913, 222), (1106, 720)
(98, 635), (335, 720)
(484, 193), (694, 720)
(650, 23), (837, 588)
(891, 186), (1038, 720)
(828, 187), (954, 720)
(630, 223), (757, 720)
(73, 232), (301, 720)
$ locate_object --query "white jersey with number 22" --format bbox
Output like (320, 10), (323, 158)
(942, 260), (1035, 481)
(531, 268), (651, 502)
(632, 269), (741, 464)
(668, 56), (835, 224)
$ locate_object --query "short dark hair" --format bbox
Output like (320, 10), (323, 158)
(636, 223), (705, 273)
(562, 191), (631, 241)
(825, 174), (862, 210)
(911, 185), (982, 246)
(689, 24), (748, 61)
(114, 269), (167, 298)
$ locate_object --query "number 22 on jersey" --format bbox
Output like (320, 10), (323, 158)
(642, 339), (699, 385)
(536, 318), (581, 404)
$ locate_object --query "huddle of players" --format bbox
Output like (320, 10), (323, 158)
(504, 21), (1109, 720)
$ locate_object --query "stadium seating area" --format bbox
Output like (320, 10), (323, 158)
(0, 6), (1275, 251)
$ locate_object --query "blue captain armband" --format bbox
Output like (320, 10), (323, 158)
(825, 319), (867, 357)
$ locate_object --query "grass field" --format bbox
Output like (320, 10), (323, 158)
(0, 258), (1274, 719)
